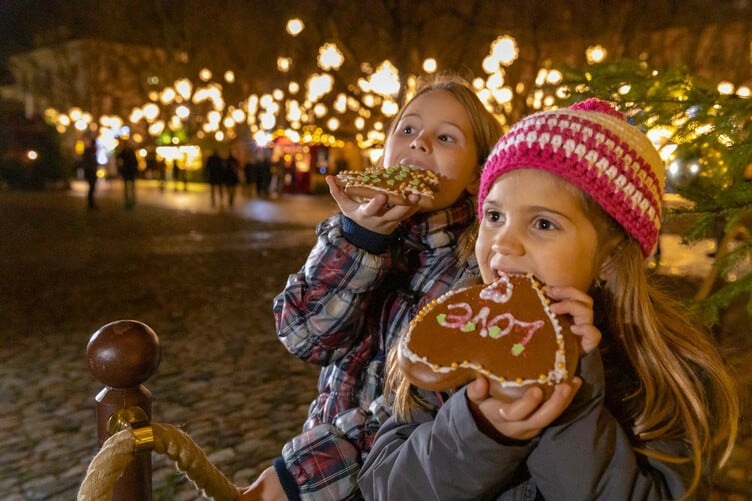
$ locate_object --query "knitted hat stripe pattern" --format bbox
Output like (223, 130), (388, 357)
(478, 100), (665, 257)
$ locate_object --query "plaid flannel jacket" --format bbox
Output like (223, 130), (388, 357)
(271, 197), (479, 500)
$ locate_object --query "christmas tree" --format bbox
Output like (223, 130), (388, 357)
(543, 60), (752, 325)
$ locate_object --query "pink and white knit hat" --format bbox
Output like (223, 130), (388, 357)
(478, 98), (664, 257)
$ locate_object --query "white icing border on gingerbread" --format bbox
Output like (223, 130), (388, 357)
(400, 273), (568, 390)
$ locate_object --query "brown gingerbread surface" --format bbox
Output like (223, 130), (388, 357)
(335, 164), (439, 206)
(398, 273), (579, 400)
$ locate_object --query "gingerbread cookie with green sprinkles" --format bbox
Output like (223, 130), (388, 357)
(397, 272), (579, 402)
(335, 164), (439, 207)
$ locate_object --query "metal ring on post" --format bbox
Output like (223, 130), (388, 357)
(107, 407), (155, 454)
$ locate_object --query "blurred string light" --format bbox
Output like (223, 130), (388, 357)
(286, 18), (304, 36)
(586, 44), (607, 64)
(44, 28), (752, 163)
(422, 58), (437, 74)
(318, 43), (344, 71)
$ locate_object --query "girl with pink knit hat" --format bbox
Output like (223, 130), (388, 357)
(359, 99), (739, 500)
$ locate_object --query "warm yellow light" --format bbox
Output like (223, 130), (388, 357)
(534, 68), (548, 87)
(658, 143), (678, 161)
(482, 56), (499, 75)
(273, 89), (284, 100)
(175, 79), (193, 100)
(277, 57), (292, 72)
(232, 108), (246, 123)
(546, 69), (563, 85)
(207, 110), (221, 125)
(381, 100), (398, 117)
(224, 70), (235, 83)
(486, 71), (504, 90)
(555, 86), (571, 99)
(69, 107), (82, 121)
(318, 43), (344, 71)
(491, 87), (513, 104)
(169, 116), (182, 130)
(327, 117), (340, 131)
(260, 112), (276, 129)
(287, 101), (302, 122)
(130, 108), (144, 123)
(422, 58), (437, 74)
(260, 94), (275, 108)
(27, 150), (38, 160)
(199, 68), (212, 81)
(307, 73), (334, 102)
(737, 86), (751, 98)
(175, 105), (190, 119)
(586, 45), (607, 64)
(313, 103), (327, 118)
(286, 18), (304, 36)
(334, 94), (347, 113)
(489, 35), (518, 66)
(288, 81), (299, 94)
(358, 60), (400, 98)
(143, 103), (160, 122)
(148, 121), (165, 136)
(160, 88), (176, 105)
(717, 81), (735, 95)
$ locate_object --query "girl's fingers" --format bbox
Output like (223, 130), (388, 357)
(466, 376), (491, 403)
(545, 285), (593, 325)
(496, 386), (543, 421)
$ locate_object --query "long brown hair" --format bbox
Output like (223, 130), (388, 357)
(595, 222), (739, 497)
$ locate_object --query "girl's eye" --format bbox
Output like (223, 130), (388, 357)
(438, 133), (455, 143)
(401, 125), (416, 134)
(534, 218), (557, 231)
(484, 209), (504, 224)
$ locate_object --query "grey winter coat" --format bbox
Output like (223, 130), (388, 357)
(358, 348), (702, 500)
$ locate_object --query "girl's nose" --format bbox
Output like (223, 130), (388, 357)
(409, 133), (429, 152)
(492, 230), (524, 256)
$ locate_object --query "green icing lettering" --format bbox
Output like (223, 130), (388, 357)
(436, 313), (446, 325)
(488, 326), (501, 338)
(462, 322), (476, 332)
(511, 343), (525, 356)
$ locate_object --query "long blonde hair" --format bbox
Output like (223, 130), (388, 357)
(383, 73), (503, 263)
(386, 181), (739, 498)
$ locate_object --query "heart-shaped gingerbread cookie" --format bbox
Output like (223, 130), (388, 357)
(398, 273), (579, 401)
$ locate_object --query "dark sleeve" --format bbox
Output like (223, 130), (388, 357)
(358, 388), (536, 500)
(341, 215), (393, 254)
(527, 350), (698, 500)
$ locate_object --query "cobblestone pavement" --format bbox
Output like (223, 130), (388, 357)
(0, 184), (750, 500)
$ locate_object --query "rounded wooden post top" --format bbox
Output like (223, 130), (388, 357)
(86, 320), (161, 388)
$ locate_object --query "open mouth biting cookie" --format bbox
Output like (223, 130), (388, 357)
(334, 164), (439, 207)
(397, 273), (579, 401)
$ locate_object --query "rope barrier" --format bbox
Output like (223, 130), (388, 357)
(78, 423), (239, 501)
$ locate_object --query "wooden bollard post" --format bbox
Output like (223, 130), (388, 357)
(86, 320), (160, 501)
